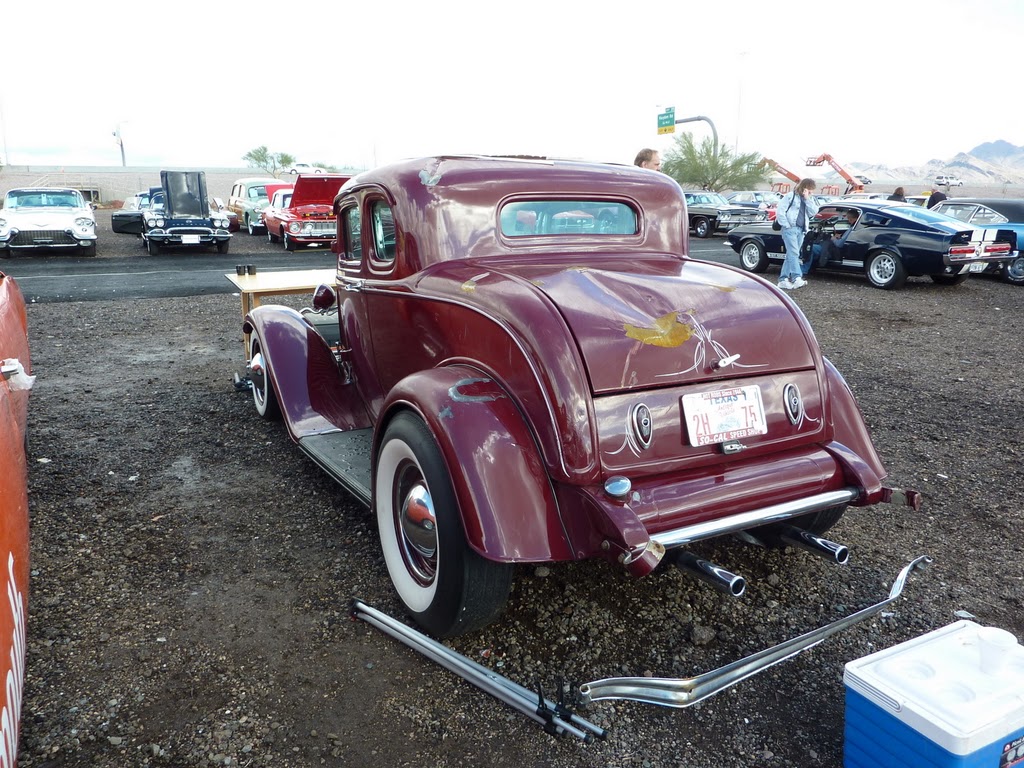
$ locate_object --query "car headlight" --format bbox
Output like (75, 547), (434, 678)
(302, 223), (314, 234)
(288, 222), (300, 233)
(75, 217), (94, 227)
(720, 213), (731, 221)
(145, 217), (157, 227)
(0, 218), (6, 228)
(156, 218), (165, 228)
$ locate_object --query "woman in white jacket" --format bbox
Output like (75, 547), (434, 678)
(775, 178), (819, 290)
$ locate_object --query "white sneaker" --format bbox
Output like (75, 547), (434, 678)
(778, 279), (794, 290)
(791, 277), (808, 289)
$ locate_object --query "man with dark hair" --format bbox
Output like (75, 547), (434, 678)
(804, 209), (858, 275)
(634, 148), (662, 171)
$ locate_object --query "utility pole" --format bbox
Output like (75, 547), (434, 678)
(113, 125), (126, 167)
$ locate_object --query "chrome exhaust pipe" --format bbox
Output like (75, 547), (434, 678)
(778, 525), (849, 564)
(672, 551), (746, 597)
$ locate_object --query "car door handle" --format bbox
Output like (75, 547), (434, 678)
(342, 279), (364, 292)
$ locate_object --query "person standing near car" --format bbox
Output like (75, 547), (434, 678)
(634, 149), (662, 171)
(887, 187), (906, 202)
(926, 188), (948, 208)
(775, 178), (818, 290)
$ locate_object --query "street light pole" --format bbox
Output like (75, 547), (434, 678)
(113, 125), (126, 167)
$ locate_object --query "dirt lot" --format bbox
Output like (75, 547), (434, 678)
(17, 245), (1024, 766)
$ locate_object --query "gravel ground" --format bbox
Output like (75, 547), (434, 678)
(17, 241), (1024, 767)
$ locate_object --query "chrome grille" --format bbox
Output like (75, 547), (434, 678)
(167, 227), (213, 236)
(11, 230), (78, 246)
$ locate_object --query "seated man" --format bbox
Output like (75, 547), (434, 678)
(803, 209), (858, 274)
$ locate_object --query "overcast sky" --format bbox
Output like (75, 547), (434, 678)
(3, 0), (1021, 174)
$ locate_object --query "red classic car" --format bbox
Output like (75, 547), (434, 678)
(0, 272), (31, 761)
(262, 174), (350, 251)
(242, 156), (917, 638)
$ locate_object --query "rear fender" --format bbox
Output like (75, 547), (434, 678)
(244, 306), (371, 439)
(378, 366), (572, 563)
(822, 357), (886, 502)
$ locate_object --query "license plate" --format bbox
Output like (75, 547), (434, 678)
(682, 385), (767, 447)
(182, 234), (201, 244)
(968, 262), (986, 273)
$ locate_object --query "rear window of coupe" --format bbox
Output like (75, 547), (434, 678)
(500, 200), (638, 237)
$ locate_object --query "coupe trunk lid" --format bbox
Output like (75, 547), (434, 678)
(521, 257), (816, 394)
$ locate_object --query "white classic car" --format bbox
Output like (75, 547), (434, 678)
(0, 187), (98, 257)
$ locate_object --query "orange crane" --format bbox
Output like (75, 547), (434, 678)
(805, 154), (864, 193)
(759, 157), (801, 193)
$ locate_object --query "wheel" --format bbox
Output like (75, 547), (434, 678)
(146, 238), (160, 256)
(248, 334), (279, 419)
(692, 216), (712, 239)
(216, 239), (230, 254)
(267, 227), (279, 243)
(739, 239), (768, 272)
(283, 231), (296, 251)
(865, 249), (906, 289)
(930, 273), (967, 286)
(752, 504), (848, 548)
(1001, 254), (1024, 285)
(79, 242), (97, 257)
(375, 411), (513, 637)
(246, 216), (256, 236)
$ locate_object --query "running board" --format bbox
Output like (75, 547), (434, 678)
(298, 429), (373, 506)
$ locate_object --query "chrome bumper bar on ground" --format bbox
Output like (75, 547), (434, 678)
(352, 599), (607, 742)
(579, 555), (932, 708)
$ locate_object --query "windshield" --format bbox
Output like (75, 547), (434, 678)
(500, 200), (638, 237)
(5, 190), (83, 208)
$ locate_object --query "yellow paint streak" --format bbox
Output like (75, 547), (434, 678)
(461, 281), (476, 292)
(624, 312), (694, 348)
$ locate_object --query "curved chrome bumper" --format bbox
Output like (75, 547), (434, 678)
(579, 555), (932, 708)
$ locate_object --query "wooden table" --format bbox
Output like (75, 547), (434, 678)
(225, 268), (337, 359)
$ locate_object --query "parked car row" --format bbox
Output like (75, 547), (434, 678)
(727, 200), (1016, 289)
(682, 190), (766, 238)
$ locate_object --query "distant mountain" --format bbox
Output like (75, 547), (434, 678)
(968, 140), (1024, 169)
(806, 140), (1024, 188)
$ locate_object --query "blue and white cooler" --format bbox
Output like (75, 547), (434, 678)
(844, 620), (1024, 767)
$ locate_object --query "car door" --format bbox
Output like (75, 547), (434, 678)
(335, 198), (385, 418)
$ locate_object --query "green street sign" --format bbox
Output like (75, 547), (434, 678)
(657, 107), (675, 135)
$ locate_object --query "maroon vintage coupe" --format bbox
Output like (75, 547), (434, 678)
(262, 174), (350, 251)
(243, 156), (918, 638)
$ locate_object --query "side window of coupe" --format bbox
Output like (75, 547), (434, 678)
(371, 201), (397, 263)
(342, 206), (363, 263)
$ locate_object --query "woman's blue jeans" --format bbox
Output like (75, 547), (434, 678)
(780, 227), (804, 282)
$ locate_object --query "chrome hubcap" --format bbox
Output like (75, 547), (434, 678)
(397, 469), (437, 586)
